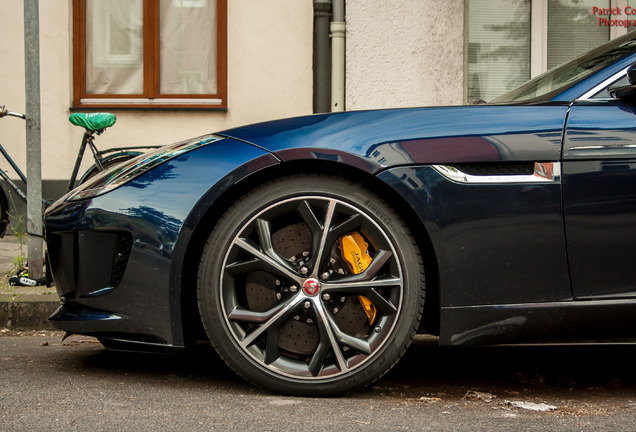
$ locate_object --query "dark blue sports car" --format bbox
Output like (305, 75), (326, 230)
(45, 31), (636, 395)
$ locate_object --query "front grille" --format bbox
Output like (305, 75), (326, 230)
(111, 233), (133, 288)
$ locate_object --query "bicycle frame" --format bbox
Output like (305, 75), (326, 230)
(67, 130), (158, 192)
(0, 131), (149, 204)
(1, 106), (160, 204)
(0, 142), (27, 202)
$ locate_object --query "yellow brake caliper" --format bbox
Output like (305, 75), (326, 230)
(339, 232), (377, 324)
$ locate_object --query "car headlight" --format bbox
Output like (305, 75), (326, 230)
(67, 134), (224, 201)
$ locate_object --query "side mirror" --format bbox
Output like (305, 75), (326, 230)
(628, 63), (636, 84)
(609, 63), (636, 99)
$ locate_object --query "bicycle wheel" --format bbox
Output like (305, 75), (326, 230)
(0, 187), (8, 238)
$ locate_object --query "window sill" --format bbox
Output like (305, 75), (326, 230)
(72, 98), (227, 111)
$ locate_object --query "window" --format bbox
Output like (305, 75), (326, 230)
(466, 0), (636, 102)
(73, 0), (227, 109)
(466, 0), (531, 102)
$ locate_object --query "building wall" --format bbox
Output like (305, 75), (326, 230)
(346, 0), (465, 110)
(0, 0), (313, 184)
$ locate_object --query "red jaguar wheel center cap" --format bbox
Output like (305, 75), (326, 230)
(302, 278), (321, 296)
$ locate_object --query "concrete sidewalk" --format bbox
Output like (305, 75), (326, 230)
(0, 236), (59, 330)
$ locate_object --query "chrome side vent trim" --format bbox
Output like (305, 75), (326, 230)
(432, 162), (561, 184)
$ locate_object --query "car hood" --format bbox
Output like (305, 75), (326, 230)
(219, 104), (569, 173)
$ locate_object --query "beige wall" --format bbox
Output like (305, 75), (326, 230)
(0, 0), (313, 181)
(346, 0), (465, 110)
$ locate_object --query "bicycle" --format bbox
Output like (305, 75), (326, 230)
(0, 105), (158, 237)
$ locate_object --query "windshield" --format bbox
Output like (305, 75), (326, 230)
(493, 31), (636, 103)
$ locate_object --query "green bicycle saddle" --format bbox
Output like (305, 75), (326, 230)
(69, 112), (116, 131)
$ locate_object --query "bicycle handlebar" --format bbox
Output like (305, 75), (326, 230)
(0, 105), (26, 120)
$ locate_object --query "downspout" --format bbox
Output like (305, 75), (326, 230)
(313, 0), (331, 113)
(330, 0), (345, 112)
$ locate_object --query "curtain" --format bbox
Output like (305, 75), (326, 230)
(85, 0), (144, 95)
(159, 0), (218, 95)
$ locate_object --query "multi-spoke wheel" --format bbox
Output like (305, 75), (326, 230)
(197, 175), (425, 395)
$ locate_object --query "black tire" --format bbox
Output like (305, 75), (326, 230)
(79, 154), (138, 184)
(0, 187), (8, 238)
(197, 175), (425, 395)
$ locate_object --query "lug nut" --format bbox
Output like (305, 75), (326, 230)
(299, 266), (309, 276)
(289, 285), (298, 293)
(321, 271), (330, 280)
(303, 301), (311, 309)
(322, 293), (331, 301)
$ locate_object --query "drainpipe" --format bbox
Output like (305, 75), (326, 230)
(313, 0), (331, 113)
(330, 0), (345, 112)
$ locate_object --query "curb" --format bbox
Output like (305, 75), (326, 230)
(0, 236), (58, 331)
(0, 295), (59, 330)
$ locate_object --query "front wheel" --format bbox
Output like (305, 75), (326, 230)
(197, 175), (426, 395)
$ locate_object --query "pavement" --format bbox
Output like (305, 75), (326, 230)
(0, 235), (59, 330)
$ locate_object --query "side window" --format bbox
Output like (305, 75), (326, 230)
(73, 0), (227, 109)
(591, 74), (630, 99)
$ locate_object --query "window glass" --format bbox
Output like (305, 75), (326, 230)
(494, 31), (636, 102)
(467, 0), (531, 102)
(159, 0), (218, 94)
(547, 0), (609, 69)
(591, 74), (629, 98)
(85, 0), (144, 94)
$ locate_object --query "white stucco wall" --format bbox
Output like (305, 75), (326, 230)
(0, 0), (313, 181)
(346, 0), (465, 110)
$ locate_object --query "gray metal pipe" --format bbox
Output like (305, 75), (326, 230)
(24, 0), (43, 279)
(332, 0), (344, 21)
(313, 0), (331, 113)
(330, 0), (345, 111)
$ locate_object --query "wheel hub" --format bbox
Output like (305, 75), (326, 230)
(302, 278), (321, 296)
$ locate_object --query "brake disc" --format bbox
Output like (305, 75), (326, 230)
(331, 295), (370, 337)
(245, 223), (376, 356)
(246, 271), (279, 312)
(246, 222), (312, 313)
(271, 222), (312, 260)
(267, 223), (321, 355)
(278, 318), (319, 355)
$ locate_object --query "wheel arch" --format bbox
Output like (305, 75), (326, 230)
(178, 159), (441, 345)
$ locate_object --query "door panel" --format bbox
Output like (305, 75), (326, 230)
(563, 100), (636, 299)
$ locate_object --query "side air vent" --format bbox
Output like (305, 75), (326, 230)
(447, 162), (535, 176)
(76, 230), (133, 298)
(432, 162), (561, 184)
(111, 232), (133, 288)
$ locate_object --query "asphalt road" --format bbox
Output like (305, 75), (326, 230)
(1, 331), (635, 431)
